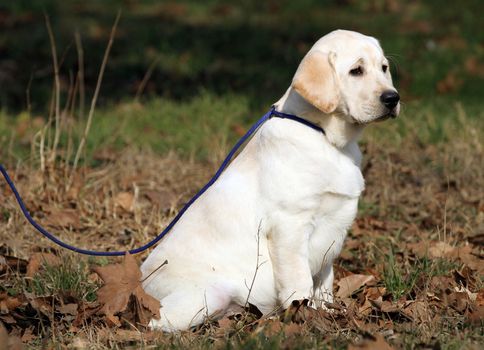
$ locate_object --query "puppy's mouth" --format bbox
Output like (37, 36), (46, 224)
(351, 110), (397, 125)
(373, 110), (397, 122)
(369, 105), (400, 123)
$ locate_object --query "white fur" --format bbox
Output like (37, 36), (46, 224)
(140, 29), (400, 331)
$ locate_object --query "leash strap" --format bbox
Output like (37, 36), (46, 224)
(0, 107), (324, 256)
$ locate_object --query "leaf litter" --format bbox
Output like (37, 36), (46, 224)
(93, 252), (160, 327)
(0, 136), (482, 348)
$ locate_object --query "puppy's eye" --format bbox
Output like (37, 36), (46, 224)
(349, 66), (363, 76)
(382, 65), (388, 73)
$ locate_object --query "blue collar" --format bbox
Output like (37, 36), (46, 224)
(269, 107), (325, 134)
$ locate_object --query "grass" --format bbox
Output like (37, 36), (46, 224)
(382, 248), (460, 301)
(0, 79), (482, 349)
(0, 91), (481, 348)
(382, 246), (418, 301)
(86, 92), (250, 160)
(0, 1), (483, 349)
(0, 91), (251, 165)
(30, 256), (98, 302)
(1, 93), (482, 170)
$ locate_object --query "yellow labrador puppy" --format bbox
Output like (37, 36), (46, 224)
(141, 29), (400, 331)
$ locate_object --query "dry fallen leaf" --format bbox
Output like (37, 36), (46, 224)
(95, 328), (159, 343)
(428, 241), (455, 258)
(0, 292), (24, 313)
(283, 322), (304, 337)
(44, 208), (81, 229)
(427, 242), (483, 274)
(115, 192), (134, 212)
(20, 327), (36, 343)
(0, 254), (28, 274)
(476, 290), (484, 307)
(93, 253), (160, 327)
(217, 316), (235, 330)
(468, 305), (484, 325)
(0, 323), (23, 350)
(258, 319), (284, 337)
(337, 274), (376, 298)
(280, 299), (316, 323)
(403, 300), (429, 323)
(447, 291), (471, 313)
(57, 303), (79, 316)
(26, 252), (61, 278)
(25, 294), (55, 318)
(144, 189), (176, 211)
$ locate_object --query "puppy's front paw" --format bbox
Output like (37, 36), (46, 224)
(279, 288), (312, 309)
(281, 298), (320, 323)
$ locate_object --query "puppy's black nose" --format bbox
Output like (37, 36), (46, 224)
(380, 90), (400, 110)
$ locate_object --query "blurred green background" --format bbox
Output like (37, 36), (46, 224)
(0, 0), (482, 161)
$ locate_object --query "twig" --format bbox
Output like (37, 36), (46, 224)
(39, 127), (47, 172)
(45, 13), (61, 166)
(244, 220), (265, 308)
(62, 71), (76, 119)
(74, 30), (85, 121)
(70, 10), (121, 186)
(8, 131), (14, 164)
(312, 240), (335, 307)
(45, 81), (55, 153)
(134, 57), (160, 101)
(321, 240), (335, 268)
(62, 70), (78, 178)
(140, 259), (168, 284)
(65, 73), (79, 176)
(25, 73), (33, 114)
(31, 130), (40, 170)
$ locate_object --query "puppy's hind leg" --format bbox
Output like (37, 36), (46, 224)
(149, 284), (233, 332)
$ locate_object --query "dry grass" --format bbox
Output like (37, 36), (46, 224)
(0, 103), (482, 349)
(1, 2), (482, 347)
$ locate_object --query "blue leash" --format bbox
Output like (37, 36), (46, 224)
(0, 107), (324, 256)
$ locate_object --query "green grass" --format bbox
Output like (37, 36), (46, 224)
(383, 247), (461, 301)
(365, 97), (483, 146)
(1, 93), (482, 168)
(0, 91), (252, 164)
(86, 92), (250, 160)
(29, 256), (98, 302)
(0, 2), (482, 348)
(0, 1), (482, 165)
(383, 246), (419, 300)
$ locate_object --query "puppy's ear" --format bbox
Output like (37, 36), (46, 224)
(292, 51), (339, 114)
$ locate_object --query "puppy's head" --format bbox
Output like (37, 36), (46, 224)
(292, 30), (400, 124)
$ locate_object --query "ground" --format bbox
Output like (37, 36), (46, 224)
(0, 1), (482, 349)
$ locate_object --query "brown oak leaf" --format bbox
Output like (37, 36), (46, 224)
(93, 253), (160, 327)
(336, 274), (376, 298)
